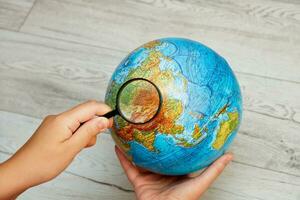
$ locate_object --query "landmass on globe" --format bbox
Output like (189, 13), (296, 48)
(105, 38), (242, 175)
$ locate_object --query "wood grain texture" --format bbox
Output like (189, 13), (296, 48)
(0, 0), (35, 30)
(20, 0), (300, 82)
(0, 29), (299, 178)
(0, 0), (300, 199)
(1, 111), (300, 200)
(0, 29), (299, 124)
(0, 154), (134, 200)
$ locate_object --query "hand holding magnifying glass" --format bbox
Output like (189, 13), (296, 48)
(99, 78), (162, 125)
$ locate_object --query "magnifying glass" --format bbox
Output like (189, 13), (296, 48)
(102, 78), (162, 124)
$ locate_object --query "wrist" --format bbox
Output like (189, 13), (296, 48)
(0, 158), (30, 200)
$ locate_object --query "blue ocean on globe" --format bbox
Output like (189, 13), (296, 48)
(105, 38), (242, 175)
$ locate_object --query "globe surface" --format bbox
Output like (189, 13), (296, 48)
(105, 38), (242, 175)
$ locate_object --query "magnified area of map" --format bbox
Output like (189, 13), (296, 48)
(118, 79), (161, 124)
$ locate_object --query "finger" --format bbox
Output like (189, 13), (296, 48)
(58, 100), (113, 132)
(115, 146), (139, 184)
(86, 135), (97, 148)
(181, 153), (233, 197)
(136, 166), (151, 174)
(66, 117), (109, 152)
(187, 168), (206, 178)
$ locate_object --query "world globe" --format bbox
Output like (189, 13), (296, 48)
(105, 38), (242, 175)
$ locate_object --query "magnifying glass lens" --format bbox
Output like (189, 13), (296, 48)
(118, 79), (161, 124)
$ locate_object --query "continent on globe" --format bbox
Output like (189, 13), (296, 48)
(213, 111), (239, 150)
(105, 38), (242, 175)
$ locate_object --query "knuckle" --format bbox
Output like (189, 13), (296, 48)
(52, 114), (67, 126)
(85, 124), (98, 137)
(213, 162), (225, 173)
(44, 114), (56, 122)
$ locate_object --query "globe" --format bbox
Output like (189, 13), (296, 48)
(105, 38), (242, 175)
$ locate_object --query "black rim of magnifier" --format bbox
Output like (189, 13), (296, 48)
(109, 78), (163, 125)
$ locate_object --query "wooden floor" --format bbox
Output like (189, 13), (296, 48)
(0, 0), (299, 199)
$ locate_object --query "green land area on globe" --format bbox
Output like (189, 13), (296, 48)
(105, 38), (242, 175)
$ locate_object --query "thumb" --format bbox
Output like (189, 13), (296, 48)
(66, 117), (109, 152)
(178, 153), (233, 198)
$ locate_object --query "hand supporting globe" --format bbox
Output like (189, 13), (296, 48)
(115, 146), (233, 200)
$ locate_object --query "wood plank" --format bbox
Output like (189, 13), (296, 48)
(0, 153), (134, 200)
(0, 29), (299, 176)
(0, 111), (299, 200)
(0, 29), (125, 117)
(20, 0), (300, 82)
(233, 111), (300, 176)
(0, 0), (35, 31)
(0, 29), (299, 123)
(239, 72), (300, 124)
(19, 173), (133, 200)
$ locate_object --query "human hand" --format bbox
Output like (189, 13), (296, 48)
(0, 100), (112, 200)
(115, 146), (233, 200)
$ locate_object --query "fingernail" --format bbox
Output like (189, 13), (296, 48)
(97, 117), (109, 129)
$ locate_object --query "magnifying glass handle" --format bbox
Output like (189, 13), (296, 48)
(101, 109), (118, 119)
